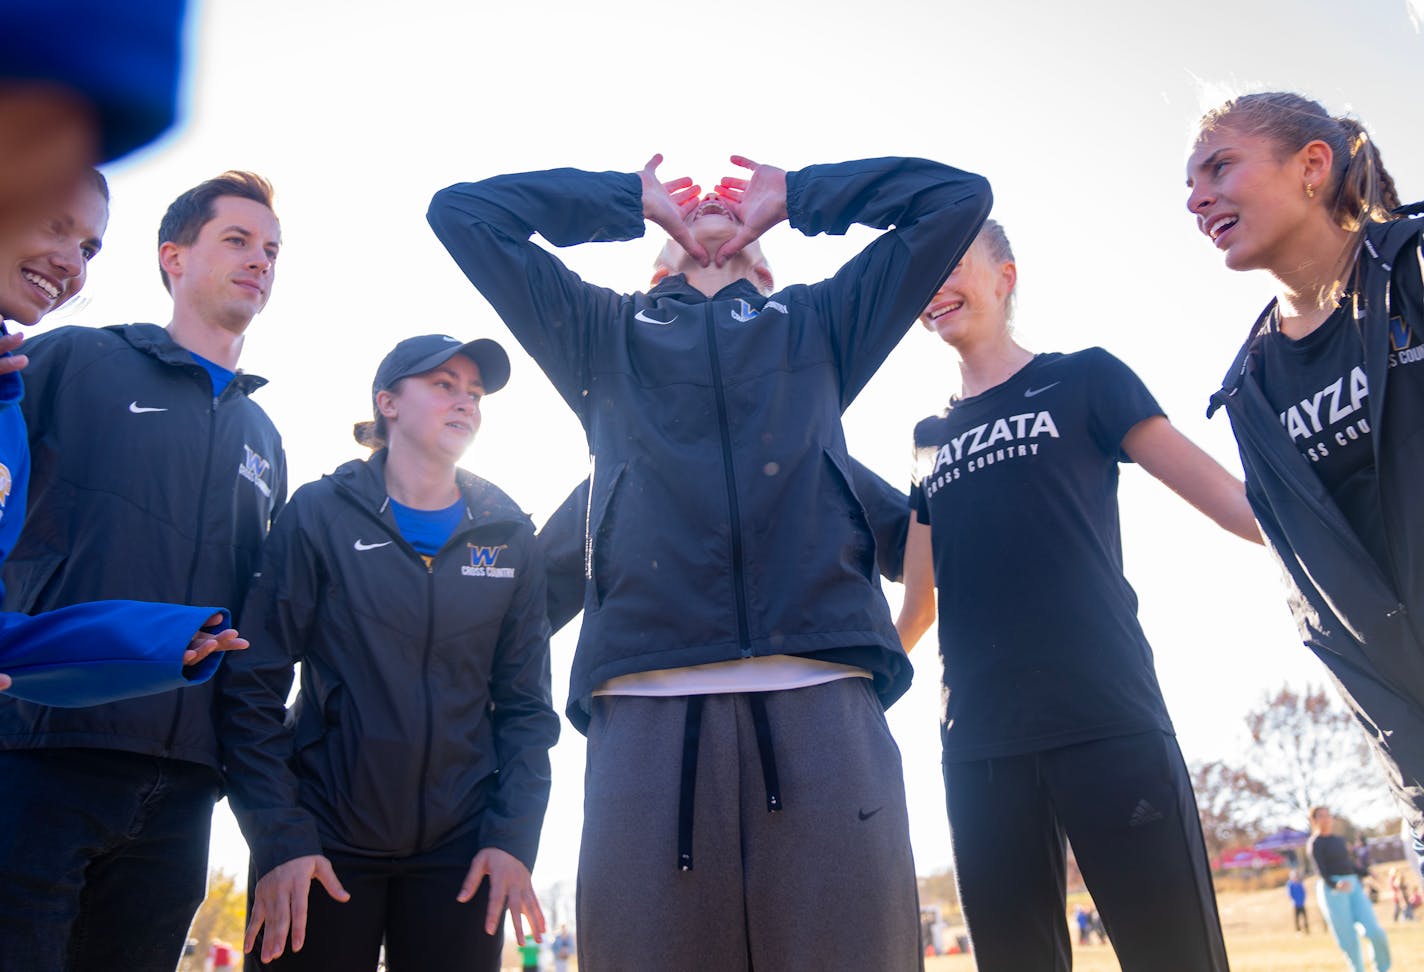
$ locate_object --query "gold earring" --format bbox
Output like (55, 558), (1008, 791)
(1305, 183), (1315, 198)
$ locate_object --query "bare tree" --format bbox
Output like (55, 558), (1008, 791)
(1242, 683), (1394, 826)
(1190, 759), (1271, 861)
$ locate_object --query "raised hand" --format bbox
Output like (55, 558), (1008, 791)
(639, 154), (709, 266)
(711, 155), (788, 266)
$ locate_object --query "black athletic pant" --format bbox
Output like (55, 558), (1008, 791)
(943, 731), (1229, 972)
(252, 827), (504, 972)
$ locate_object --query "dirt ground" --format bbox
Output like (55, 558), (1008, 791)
(926, 881), (1413, 971)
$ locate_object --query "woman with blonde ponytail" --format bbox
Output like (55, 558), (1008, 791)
(1187, 92), (1424, 874)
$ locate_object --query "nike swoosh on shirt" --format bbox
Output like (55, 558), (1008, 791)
(1023, 382), (1060, 398)
(128, 401), (168, 413)
(353, 539), (392, 551)
(634, 309), (677, 326)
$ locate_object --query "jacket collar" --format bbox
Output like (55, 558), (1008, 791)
(110, 323), (268, 394)
(327, 448), (529, 529)
(648, 274), (766, 305)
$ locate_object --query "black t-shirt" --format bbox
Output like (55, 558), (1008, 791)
(910, 348), (1174, 762)
(1307, 833), (1356, 881)
(1257, 235), (1424, 572)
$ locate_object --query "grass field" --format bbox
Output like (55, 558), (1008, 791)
(925, 881), (1416, 971)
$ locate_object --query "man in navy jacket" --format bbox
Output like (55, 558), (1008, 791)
(0, 170), (287, 971)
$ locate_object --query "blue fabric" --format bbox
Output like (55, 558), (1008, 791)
(189, 351), (235, 397)
(1318, 874), (1391, 972)
(389, 497), (466, 557)
(0, 360), (228, 707)
(0, 0), (186, 162)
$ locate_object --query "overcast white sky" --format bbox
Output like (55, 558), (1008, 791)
(59, 0), (1424, 900)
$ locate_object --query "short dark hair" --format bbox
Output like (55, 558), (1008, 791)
(91, 169), (110, 202)
(156, 171), (276, 293)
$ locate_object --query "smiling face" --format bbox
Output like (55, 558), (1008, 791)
(0, 177), (108, 326)
(378, 353), (484, 463)
(160, 195), (281, 333)
(1185, 124), (1324, 274)
(918, 238), (1016, 349)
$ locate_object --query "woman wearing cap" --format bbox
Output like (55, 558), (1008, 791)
(217, 334), (559, 970)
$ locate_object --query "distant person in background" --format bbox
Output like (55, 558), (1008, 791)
(1309, 806), (1391, 972)
(1287, 870), (1309, 932)
(552, 923), (574, 972)
(518, 938), (541, 972)
(896, 219), (1254, 972)
(1189, 91), (1424, 879)
(1388, 868), (1408, 922)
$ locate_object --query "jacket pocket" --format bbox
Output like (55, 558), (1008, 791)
(290, 681), (343, 756)
(587, 460), (628, 611)
(822, 449), (877, 583)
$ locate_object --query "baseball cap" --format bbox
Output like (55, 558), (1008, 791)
(371, 334), (511, 406)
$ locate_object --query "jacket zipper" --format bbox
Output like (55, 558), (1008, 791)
(165, 384), (222, 755)
(703, 306), (752, 657)
(416, 554), (436, 850)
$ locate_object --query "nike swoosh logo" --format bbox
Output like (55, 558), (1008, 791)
(1023, 382), (1060, 398)
(857, 807), (883, 821)
(128, 401), (168, 413)
(635, 309), (677, 326)
(353, 540), (392, 551)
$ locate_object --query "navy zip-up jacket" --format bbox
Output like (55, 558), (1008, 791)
(537, 459), (914, 636)
(1209, 213), (1424, 820)
(0, 353), (230, 707)
(429, 158), (990, 731)
(219, 452), (558, 874)
(0, 323), (285, 769)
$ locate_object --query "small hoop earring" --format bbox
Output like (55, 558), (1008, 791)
(1305, 183), (1315, 198)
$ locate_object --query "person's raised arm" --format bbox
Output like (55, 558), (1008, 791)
(1122, 416), (1262, 544)
(428, 162), (655, 413)
(895, 518), (937, 651)
(792, 158), (991, 405)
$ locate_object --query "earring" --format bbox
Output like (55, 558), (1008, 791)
(1305, 184), (1315, 198)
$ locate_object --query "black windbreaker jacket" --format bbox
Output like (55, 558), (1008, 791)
(0, 323), (285, 769)
(429, 158), (991, 731)
(537, 459), (914, 636)
(218, 453), (558, 875)
(1209, 214), (1424, 786)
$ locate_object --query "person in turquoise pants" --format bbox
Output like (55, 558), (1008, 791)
(1309, 807), (1391, 972)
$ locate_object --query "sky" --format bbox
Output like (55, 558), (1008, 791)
(54, 0), (1424, 909)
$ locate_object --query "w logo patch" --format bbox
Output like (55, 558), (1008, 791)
(463, 544), (515, 578)
(469, 544), (506, 568)
(1390, 315), (1414, 353)
(237, 444), (273, 498)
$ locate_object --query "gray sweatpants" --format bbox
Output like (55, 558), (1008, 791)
(577, 676), (923, 971)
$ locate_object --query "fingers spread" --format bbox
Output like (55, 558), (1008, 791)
(730, 155), (758, 171)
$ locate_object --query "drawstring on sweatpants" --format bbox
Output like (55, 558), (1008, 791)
(675, 692), (784, 872)
(677, 695), (705, 871)
(747, 693), (782, 813)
